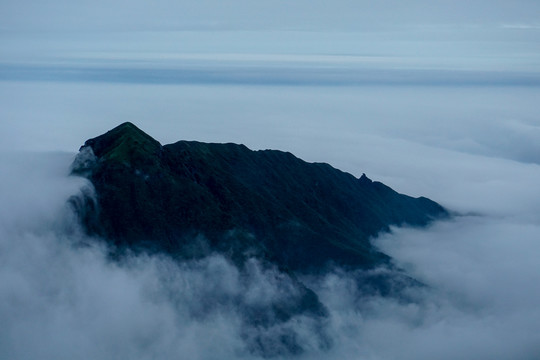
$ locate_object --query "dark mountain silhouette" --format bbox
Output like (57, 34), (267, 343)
(69, 122), (448, 356)
(71, 122), (447, 272)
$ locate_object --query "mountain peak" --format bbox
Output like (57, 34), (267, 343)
(80, 122), (161, 164)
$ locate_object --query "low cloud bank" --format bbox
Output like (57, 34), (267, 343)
(1, 140), (540, 360)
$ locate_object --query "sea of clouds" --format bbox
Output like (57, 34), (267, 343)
(1, 74), (540, 359)
(2, 0), (540, 357)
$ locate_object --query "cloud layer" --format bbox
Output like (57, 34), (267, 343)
(1, 10), (540, 355)
(1, 81), (540, 359)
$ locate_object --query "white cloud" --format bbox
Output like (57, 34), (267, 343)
(2, 90), (540, 357)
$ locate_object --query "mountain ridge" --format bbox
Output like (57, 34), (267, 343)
(71, 122), (448, 272)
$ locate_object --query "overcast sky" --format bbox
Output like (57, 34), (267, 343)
(2, 0), (540, 31)
(1, 0), (539, 84)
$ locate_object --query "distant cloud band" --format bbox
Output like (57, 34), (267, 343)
(2, 64), (540, 87)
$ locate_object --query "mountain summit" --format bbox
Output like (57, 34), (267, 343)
(71, 122), (448, 272)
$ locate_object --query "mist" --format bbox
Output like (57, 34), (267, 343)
(1, 78), (540, 359)
(2, 0), (540, 357)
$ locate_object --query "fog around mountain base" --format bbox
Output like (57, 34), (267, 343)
(1, 0), (540, 356)
(1, 145), (539, 359)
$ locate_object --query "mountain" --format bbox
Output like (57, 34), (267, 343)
(71, 122), (447, 272)
(69, 122), (448, 356)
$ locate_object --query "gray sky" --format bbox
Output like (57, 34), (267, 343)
(1, 1), (539, 85)
(2, 0), (539, 81)
(1, 0), (540, 31)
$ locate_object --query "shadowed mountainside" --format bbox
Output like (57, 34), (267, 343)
(71, 122), (447, 272)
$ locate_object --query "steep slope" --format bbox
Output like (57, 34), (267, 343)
(71, 122), (448, 272)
